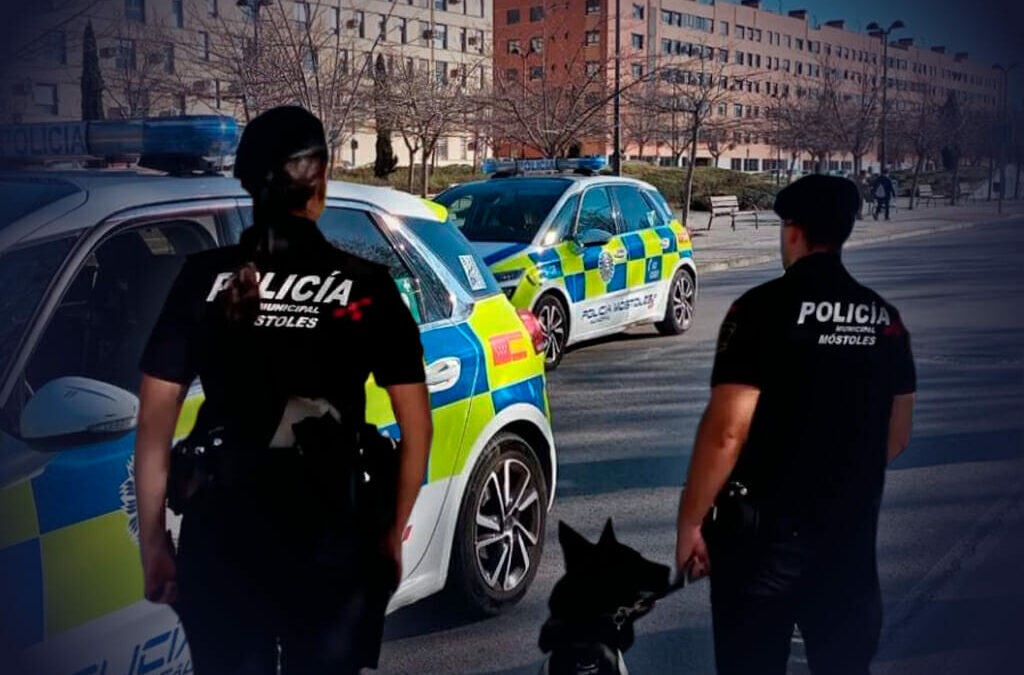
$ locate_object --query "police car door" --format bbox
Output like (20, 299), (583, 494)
(608, 185), (667, 325)
(317, 205), (475, 579)
(0, 204), (234, 675)
(572, 186), (631, 340)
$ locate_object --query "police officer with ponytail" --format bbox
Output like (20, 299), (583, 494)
(133, 106), (432, 674)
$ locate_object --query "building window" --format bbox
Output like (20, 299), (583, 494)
(586, 0), (600, 15)
(744, 158), (759, 171)
(460, 27), (467, 51)
(730, 158), (742, 170)
(507, 8), (520, 24)
(433, 23), (447, 49)
(207, 0), (217, 17)
(718, 48), (728, 63)
(585, 30), (599, 46)
(33, 83), (58, 115)
(41, 30), (67, 65)
(295, 2), (310, 29)
(632, 3), (643, 19)
(735, 50), (744, 65)
(631, 33), (643, 50)
(199, 32), (209, 61)
(398, 17), (407, 43)
(795, 38), (804, 51)
(116, 38), (136, 70)
(530, 65), (543, 80)
(163, 43), (175, 74)
(507, 39), (520, 54)
(436, 60), (448, 84)
(719, 21), (729, 36)
(586, 61), (600, 77)
(530, 5), (543, 21)
(435, 0), (447, 10)
(437, 137), (449, 161)
(632, 63), (643, 78)
(172, 0), (184, 28)
(328, 7), (339, 34)
(379, 15), (387, 41)
(355, 11), (365, 38)
(753, 29), (762, 42)
(733, 104), (742, 118)
(302, 46), (317, 70)
(717, 102), (726, 116)
(125, 0), (145, 23)
(530, 36), (543, 53)
(736, 25), (745, 39)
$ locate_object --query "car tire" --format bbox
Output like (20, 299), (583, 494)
(655, 267), (696, 335)
(535, 294), (568, 370)
(448, 432), (548, 617)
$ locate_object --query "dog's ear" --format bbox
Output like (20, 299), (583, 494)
(558, 521), (592, 570)
(598, 518), (617, 548)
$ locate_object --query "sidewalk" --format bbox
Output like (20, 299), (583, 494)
(683, 198), (1024, 273)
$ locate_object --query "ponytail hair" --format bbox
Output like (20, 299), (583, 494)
(224, 106), (329, 322)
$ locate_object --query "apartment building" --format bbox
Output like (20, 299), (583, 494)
(494, 0), (1002, 172)
(0, 0), (493, 167)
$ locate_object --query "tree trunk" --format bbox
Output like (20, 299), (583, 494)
(420, 147), (431, 197)
(681, 127), (699, 225)
(407, 151), (416, 193)
(909, 154), (925, 210)
(950, 158), (961, 205)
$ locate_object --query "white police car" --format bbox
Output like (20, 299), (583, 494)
(434, 158), (698, 368)
(0, 117), (554, 674)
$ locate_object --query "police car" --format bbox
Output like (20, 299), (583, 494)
(0, 117), (554, 674)
(434, 158), (698, 369)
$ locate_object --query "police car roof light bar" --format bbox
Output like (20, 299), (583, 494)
(0, 115), (239, 175)
(483, 156), (608, 177)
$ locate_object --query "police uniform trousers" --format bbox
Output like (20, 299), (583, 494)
(172, 451), (393, 675)
(706, 513), (882, 675)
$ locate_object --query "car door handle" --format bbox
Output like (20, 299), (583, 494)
(426, 357), (462, 393)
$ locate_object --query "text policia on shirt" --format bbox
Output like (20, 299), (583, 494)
(797, 300), (893, 348)
(205, 270), (356, 329)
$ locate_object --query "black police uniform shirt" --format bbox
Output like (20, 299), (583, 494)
(139, 214), (425, 448)
(711, 251), (915, 539)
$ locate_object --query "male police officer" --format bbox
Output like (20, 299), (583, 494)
(675, 175), (916, 674)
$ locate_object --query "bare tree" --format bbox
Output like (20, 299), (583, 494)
(893, 73), (945, 209)
(818, 55), (881, 176)
(622, 84), (662, 162)
(100, 13), (190, 118)
(649, 44), (753, 222)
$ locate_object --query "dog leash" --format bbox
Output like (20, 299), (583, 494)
(611, 573), (689, 630)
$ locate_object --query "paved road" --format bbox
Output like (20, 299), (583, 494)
(379, 220), (1024, 674)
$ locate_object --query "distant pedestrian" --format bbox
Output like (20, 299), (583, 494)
(871, 170), (895, 221)
(675, 175), (916, 675)
(857, 170), (872, 221)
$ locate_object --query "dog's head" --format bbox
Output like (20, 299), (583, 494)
(550, 519), (671, 619)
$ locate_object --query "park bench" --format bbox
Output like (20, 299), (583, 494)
(708, 195), (762, 231)
(956, 182), (976, 203)
(916, 184), (947, 207)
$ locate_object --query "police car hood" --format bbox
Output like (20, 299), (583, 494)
(470, 241), (531, 266)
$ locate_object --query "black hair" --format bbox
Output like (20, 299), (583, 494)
(773, 174), (861, 250)
(223, 106), (328, 322)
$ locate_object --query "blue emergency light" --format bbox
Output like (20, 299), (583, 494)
(482, 156), (608, 175)
(0, 115), (239, 173)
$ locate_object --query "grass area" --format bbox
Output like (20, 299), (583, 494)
(333, 161), (782, 211)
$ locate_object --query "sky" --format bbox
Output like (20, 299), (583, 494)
(759, 0), (1024, 98)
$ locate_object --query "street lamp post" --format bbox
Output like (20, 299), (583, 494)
(993, 63), (1017, 215)
(612, 0), (622, 175)
(866, 20), (905, 172)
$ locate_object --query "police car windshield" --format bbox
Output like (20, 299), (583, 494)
(0, 237), (77, 383)
(0, 177), (80, 229)
(435, 178), (571, 244)
(402, 217), (501, 299)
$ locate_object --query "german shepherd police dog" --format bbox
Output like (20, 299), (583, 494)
(538, 520), (673, 675)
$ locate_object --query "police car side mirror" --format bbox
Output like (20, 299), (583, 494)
(577, 228), (613, 247)
(20, 376), (139, 447)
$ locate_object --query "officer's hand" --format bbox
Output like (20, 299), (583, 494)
(142, 538), (178, 605)
(675, 524), (710, 581)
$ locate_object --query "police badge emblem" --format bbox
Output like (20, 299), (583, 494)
(598, 251), (615, 284)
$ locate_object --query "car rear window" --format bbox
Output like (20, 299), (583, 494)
(402, 216), (501, 299)
(0, 178), (80, 229)
(434, 178), (571, 244)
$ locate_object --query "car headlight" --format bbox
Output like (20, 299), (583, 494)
(494, 269), (525, 285)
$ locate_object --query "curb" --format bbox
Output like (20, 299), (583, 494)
(696, 213), (1019, 275)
